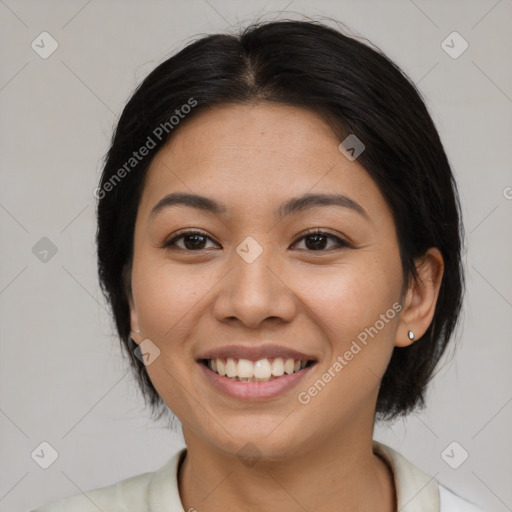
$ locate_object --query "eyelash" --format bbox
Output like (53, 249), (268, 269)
(160, 228), (351, 252)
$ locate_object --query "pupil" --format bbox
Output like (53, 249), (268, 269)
(306, 234), (326, 250)
(185, 235), (205, 250)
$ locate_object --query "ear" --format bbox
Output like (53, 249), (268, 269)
(123, 262), (141, 345)
(396, 248), (444, 347)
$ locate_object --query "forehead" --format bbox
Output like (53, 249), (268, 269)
(153, 102), (341, 167)
(137, 103), (390, 222)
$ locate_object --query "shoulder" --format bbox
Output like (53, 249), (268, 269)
(373, 441), (486, 512)
(31, 470), (154, 512)
(31, 450), (186, 512)
(439, 485), (487, 512)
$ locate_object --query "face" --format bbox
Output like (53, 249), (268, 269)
(128, 103), (407, 460)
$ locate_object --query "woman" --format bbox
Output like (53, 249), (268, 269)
(34, 19), (485, 512)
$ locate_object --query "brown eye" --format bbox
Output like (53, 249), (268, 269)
(161, 229), (350, 252)
(292, 229), (350, 251)
(162, 230), (219, 251)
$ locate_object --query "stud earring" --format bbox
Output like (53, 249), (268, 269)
(407, 330), (415, 341)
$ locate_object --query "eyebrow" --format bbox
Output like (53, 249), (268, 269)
(148, 191), (368, 222)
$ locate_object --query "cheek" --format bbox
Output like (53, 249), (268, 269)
(133, 245), (403, 351)
(130, 256), (214, 417)
(132, 257), (214, 344)
(298, 258), (402, 335)
(291, 264), (402, 418)
(294, 254), (403, 396)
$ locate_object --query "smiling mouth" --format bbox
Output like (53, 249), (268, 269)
(200, 357), (316, 382)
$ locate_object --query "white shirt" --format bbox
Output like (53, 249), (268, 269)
(32, 441), (486, 511)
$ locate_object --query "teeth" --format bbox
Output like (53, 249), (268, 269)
(271, 358), (284, 377)
(225, 358), (237, 378)
(284, 358), (294, 374)
(254, 359), (271, 379)
(206, 357), (310, 381)
(237, 359), (253, 378)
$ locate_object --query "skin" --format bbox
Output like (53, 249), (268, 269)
(128, 103), (444, 512)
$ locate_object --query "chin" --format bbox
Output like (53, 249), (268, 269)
(194, 418), (313, 463)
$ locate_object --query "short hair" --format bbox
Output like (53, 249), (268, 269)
(96, 19), (464, 422)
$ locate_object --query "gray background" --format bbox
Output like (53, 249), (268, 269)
(1, 1), (511, 511)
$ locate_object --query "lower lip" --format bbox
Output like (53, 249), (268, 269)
(198, 362), (315, 400)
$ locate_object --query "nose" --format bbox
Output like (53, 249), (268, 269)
(212, 243), (297, 329)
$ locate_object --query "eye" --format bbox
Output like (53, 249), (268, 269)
(160, 228), (350, 252)
(161, 230), (219, 251)
(291, 229), (350, 251)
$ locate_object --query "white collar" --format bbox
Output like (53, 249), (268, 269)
(373, 440), (440, 511)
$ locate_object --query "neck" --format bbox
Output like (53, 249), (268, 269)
(178, 424), (396, 512)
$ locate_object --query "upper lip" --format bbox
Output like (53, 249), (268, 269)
(197, 344), (318, 362)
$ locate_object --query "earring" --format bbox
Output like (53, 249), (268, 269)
(408, 330), (415, 341)
(131, 329), (140, 337)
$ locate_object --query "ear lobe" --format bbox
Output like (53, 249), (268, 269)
(396, 248), (444, 347)
(129, 309), (141, 345)
(123, 262), (141, 343)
